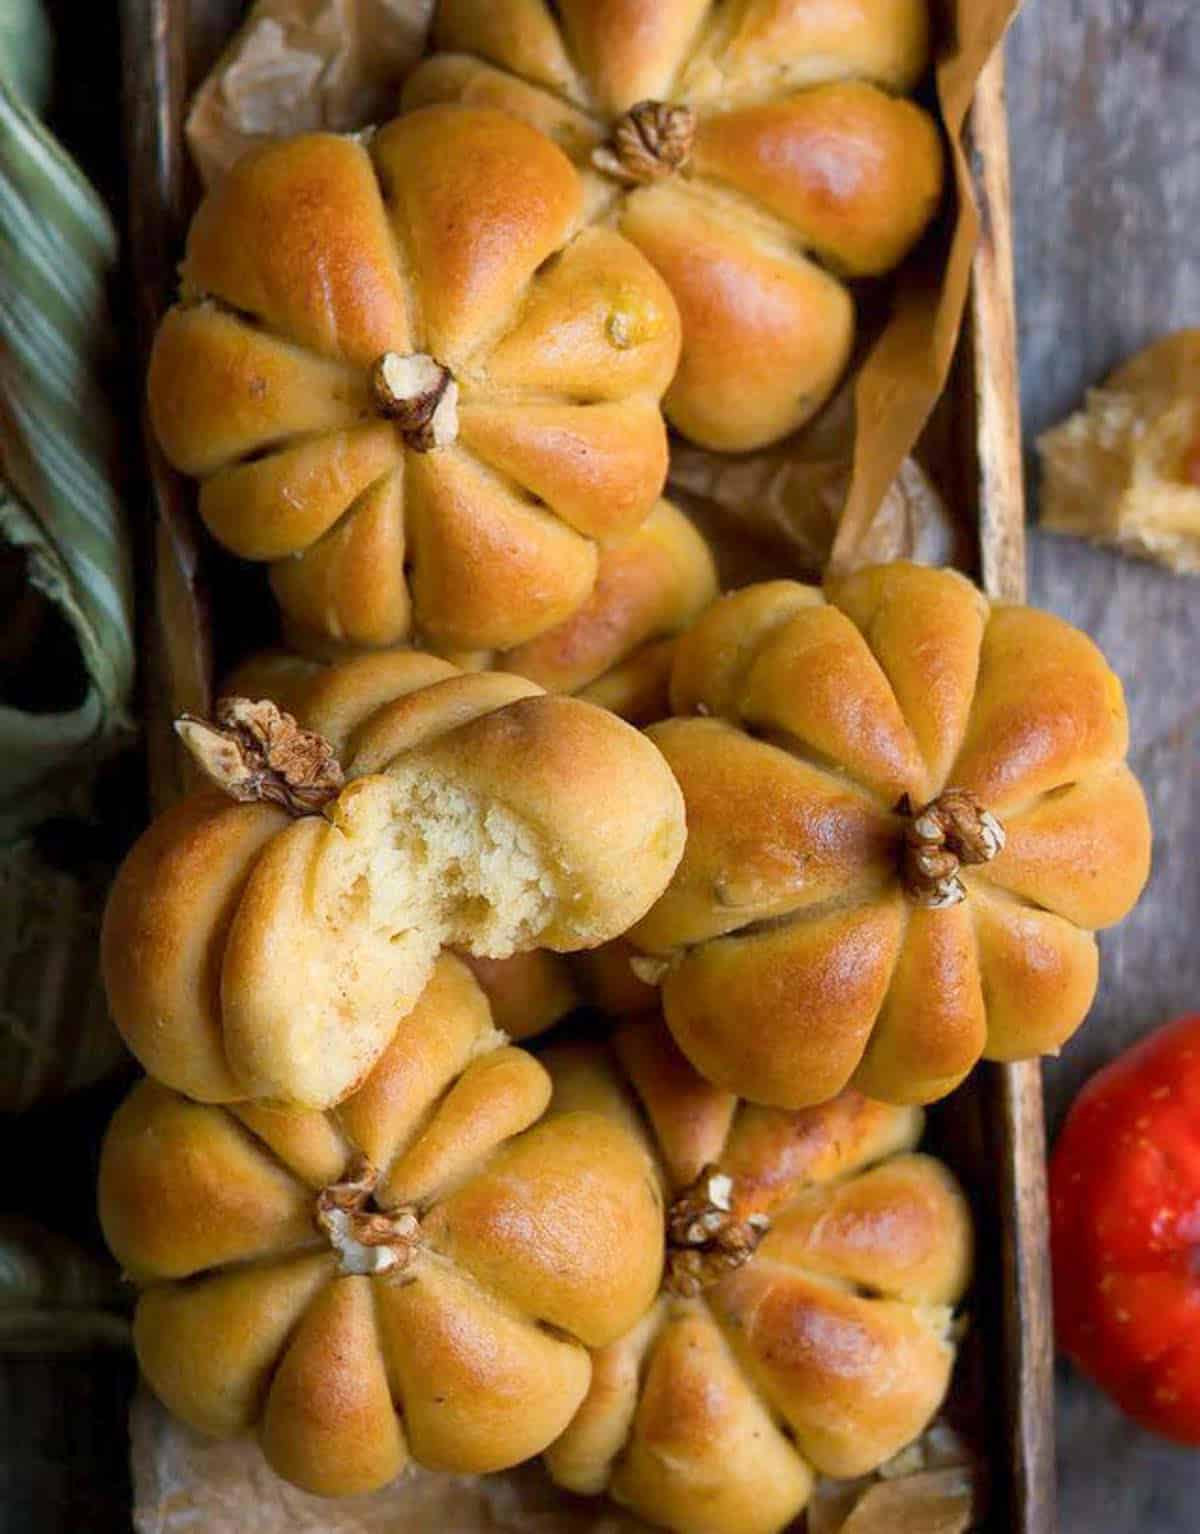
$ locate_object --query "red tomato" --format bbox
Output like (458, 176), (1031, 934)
(1050, 1013), (1200, 1442)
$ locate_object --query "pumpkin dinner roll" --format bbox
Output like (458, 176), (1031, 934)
(541, 1018), (972, 1534)
(218, 503), (714, 1052)
(98, 954), (665, 1498)
(628, 562), (1152, 1108)
(148, 106), (681, 653)
(101, 652), (685, 1110)
(405, 0), (944, 452)
(274, 498), (719, 727)
(219, 505), (711, 1050)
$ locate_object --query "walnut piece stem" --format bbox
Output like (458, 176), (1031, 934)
(900, 788), (1006, 909)
(592, 100), (695, 186)
(370, 351), (459, 450)
(664, 1164), (769, 1298)
(175, 697), (343, 817)
(315, 1153), (421, 1278)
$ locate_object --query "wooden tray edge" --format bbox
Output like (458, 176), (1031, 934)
(117, 10), (1056, 1531)
(967, 48), (1056, 1534)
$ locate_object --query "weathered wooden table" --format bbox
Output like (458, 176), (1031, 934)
(5, 3), (1198, 1530)
(1008, 2), (1200, 1528)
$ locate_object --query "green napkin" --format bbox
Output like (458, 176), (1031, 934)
(0, 7), (133, 1112)
(0, 21), (134, 826)
(0, 0), (52, 113)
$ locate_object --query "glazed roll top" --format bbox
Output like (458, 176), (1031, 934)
(406, 0), (945, 450)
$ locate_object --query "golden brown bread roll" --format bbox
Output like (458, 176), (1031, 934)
(456, 949), (581, 1041)
(102, 652), (685, 1109)
(404, 0), (944, 451)
(148, 106), (681, 652)
(226, 658), (587, 1045)
(276, 498), (719, 727)
(456, 934), (666, 1047)
(456, 933), (665, 1049)
(438, 498), (718, 724)
(216, 502), (713, 1051)
(98, 955), (665, 1498)
(541, 1018), (972, 1534)
(221, 509), (710, 1045)
(627, 564), (1152, 1108)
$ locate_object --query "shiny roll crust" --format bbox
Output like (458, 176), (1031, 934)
(98, 956), (665, 1498)
(282, 498), (719, 727)
(148, 106), (681, 652)
(224, 505), (712, 1048)
(405, 0), (944, 451)
(101, 652), (685, 1110)
(629, 563), (1152, 1108)
(542, 1020), (973, 1534)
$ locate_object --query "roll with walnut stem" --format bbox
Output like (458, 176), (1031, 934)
(101, 651), (685, 1110)
(259, 497), (720, 729)
(146, 107), (682, 656)
(98, 955), (665, 1498)
(540, 1018), (974, 1534)
(626, 562), (1151, 1109)
(221, 498), (718, 1045)
(404, 0), (944, 452)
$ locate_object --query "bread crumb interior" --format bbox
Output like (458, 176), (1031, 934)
(367, 766), (560, 960)
(258, 767), (562, 1110)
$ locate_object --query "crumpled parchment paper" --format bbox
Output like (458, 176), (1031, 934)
(131, 1389), (652, 1534)
(671, 380), (961, 585)
(807, 1422), (979, 1534)
(186, 0), (434, 185)
(133, 1389), (979, 1534)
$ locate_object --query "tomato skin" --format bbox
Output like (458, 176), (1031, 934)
(1050, 1013), (1200, 1443)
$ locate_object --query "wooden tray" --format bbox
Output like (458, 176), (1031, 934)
(119, 6), (1054, 1529)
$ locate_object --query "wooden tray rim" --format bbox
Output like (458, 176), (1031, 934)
(117, 9), (1055, 1530)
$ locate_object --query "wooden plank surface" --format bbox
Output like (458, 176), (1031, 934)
(1006, 4), (1200, 1532)
(965, 54), (1056, 1534)
(3, 4), (1196, 1533)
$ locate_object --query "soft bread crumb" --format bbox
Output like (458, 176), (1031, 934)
(231, 768), (558, 1109)
(1039, 380), (1200, 572)
(466, 1023), (510, 1062)
(375, 767), (561, 959)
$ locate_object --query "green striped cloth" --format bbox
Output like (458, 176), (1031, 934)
(0, 26), (134, 817)
(0, 0), (51, 114)
(0, 8), (133, 1113)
